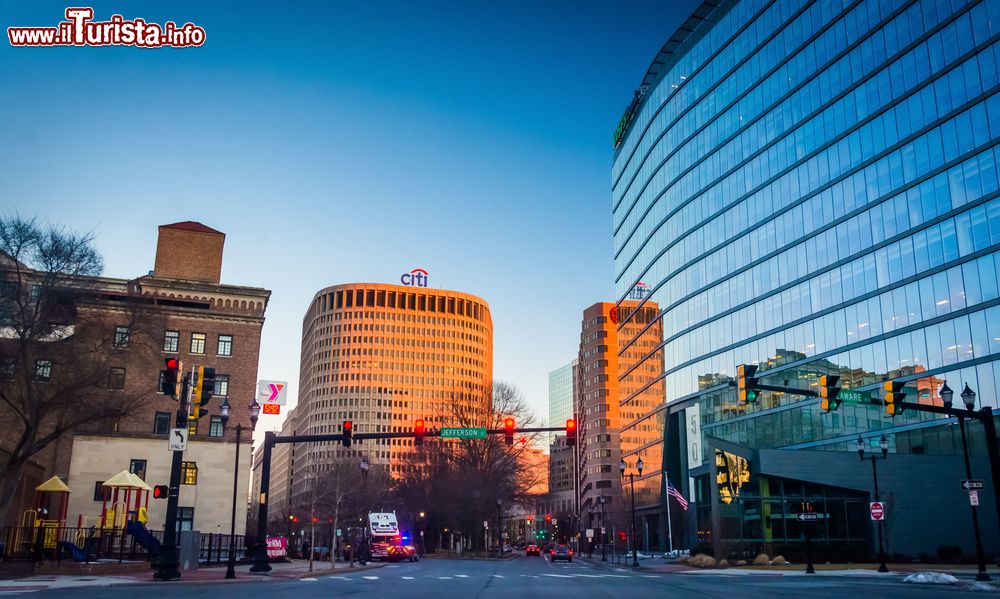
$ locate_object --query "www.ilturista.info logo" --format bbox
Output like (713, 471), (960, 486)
(8, 8), (206, 48)
(400, 268), (428, 287)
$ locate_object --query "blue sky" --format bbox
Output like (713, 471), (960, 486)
(0, 0), (700, 437)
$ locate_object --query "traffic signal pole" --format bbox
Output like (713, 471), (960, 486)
(248, 425), (573, 574)
(153, 369), (191, 581)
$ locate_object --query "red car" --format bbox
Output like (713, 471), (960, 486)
(526, 544), (541, 556)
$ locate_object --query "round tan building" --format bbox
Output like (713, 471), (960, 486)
(294, 282), (493, 484)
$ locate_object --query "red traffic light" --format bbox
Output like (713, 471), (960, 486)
(415, 419), (425, 433)
(545, 514), (552, 522)
(503, 417), (515, 446)
(164, 358), (179, 370)
(566, 418), (577, 446)
(343, 420), (352, 430)
(566, 418), (576, 431)
(152, 485), (169, 499)
(504, 417), (515, 430)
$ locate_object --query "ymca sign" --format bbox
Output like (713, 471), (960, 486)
(401, 268), (428, 287)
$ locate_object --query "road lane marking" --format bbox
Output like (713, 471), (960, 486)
(493, 574), (504, 578)
(329, 576), (351, 580)
(439, 576), (452, 579)
(402, 576), (415, 580)
(301, 578), (318, 581)
(455, 574), (469, 578)
(543, 574), (573, 578)
(363, 576), (379, 580)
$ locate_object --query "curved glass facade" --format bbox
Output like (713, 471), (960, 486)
(612, 0), (1000, 488)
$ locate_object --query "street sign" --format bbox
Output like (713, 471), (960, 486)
(441, 427), (488, 439)
(838, 390), (869, 404)
(168, 428), (188, 452)
(336, 529), (342, 537)
(262, 403), (281, 415)
(797, 513), (820, 521)
(257, 380), (288, 406)
(970, 490), (980, 506)
(870, 501), (885, 521)
(586, 528), (594, 538)
(962, 479), (985, 490)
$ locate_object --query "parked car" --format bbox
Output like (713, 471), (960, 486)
(525, 544), (541, 556)
(551, 543), (573, 563)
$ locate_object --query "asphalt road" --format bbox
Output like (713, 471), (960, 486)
(38, 555), (983, 598)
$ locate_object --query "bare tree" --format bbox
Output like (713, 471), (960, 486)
(394, 380), (544, 551)
(294, 458), (370, 570)
(0, 215), (159, 524)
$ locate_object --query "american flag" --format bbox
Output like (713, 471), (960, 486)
(666, 479), (689, 511)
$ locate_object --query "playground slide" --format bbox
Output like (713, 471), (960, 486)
(125, 520), (161, 556)
(58, 541), (88, 562)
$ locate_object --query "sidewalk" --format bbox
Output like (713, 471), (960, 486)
(0, 558), (386, 593)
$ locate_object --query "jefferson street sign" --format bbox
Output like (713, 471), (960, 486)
(838, 390), (869, 404)
(440, 427), (487, 439)
(962, 479), (985, 490)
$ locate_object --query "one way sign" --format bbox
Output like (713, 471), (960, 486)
(962, 479), (985, 490)
(169, 428), (188, 452)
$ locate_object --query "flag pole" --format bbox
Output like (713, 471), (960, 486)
(664, 472), (674, 554)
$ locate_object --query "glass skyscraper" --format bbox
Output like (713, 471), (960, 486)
(612, 0), (1000, 559)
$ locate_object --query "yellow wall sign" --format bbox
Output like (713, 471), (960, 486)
(715, 450), (751, 504)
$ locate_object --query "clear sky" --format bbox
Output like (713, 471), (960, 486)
(0, 0), (701, 439)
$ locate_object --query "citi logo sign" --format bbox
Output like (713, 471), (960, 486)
(401, 268), (428, 287)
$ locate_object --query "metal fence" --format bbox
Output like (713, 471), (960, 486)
(198, 533), (248, 565)
(0, 526), (163, 563)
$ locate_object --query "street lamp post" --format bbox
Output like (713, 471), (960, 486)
(619, 456), (643, 568)
(941, 383), (991, 582)
(496, 499), (502, 559)
(220, 399), (260, 579)
(599, 496), (607, 562)
(856, 435), (889, 573)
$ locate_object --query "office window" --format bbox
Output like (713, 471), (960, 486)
(154, 412), (171, 434)
(217, 334), (232, 356)
(108, 367), (126, 390)
(163, 330), (179, 352)
(176, 507), (194, 533)
(0, 358), (14, 381)
(190, 333), (206, 354)
(93, 481), (110, 501)
(114, 326), (129, 348)
(215, 374), (229, 397)
(34, 359), (51, 382)
(209, 416), (224, 438)
(181, 462), (198, 485)
(129, 459), (147, 481)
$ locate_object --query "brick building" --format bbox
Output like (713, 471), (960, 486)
(1, 221), (270, 534)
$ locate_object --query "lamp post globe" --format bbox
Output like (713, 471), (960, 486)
(219, 398), (231, 426)
(636, 457), (644, 475)
(940, 383), (954, 409)
(961, 383), (977, 411)
(618, 458), (626, 476)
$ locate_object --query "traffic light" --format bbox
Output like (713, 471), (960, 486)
(161, 358), (181, 397)
(414, 419), (425, 446)
(884, 381), (906, 416)
(504, 417), (515, 446)
(199, 367), (215, 406)
(566, 418), (577, 446)
(153, 485), (169, 499)
(527, 516), (533, 525)
(545, 514), (552, 523)
(736, 364), (759, 405)
(342, 420), (353, 447)
(819, 375), (842, 412)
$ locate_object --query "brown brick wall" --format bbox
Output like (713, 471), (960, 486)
(153, 227), (225, 283)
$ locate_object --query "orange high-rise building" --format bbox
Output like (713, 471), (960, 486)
(292, 283), (493, 492)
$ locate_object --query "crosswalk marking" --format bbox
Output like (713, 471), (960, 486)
(362, 576), (379, 580)
(438, 576), (452, 579)
(455, 574), (469, 578)
(402, 576), (415, 580)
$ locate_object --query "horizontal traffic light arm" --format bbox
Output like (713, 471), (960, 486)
(894, 401), (990, 420)
(270, 426), (573, 446)
(728, 381), (818, 397)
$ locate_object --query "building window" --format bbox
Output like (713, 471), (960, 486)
(181, 462), (198, 485)
(176, 507), (194, 533)
(163, 330), (179, 352)
(190, 333), (206, 354)
(215, 374), (229, 397)
(0, 358), (14, 381)
(129, 459), (147, 481)
(93, 481), (110, 502)
(34, 360), (51, 382)
(108, 367), (126, 390)
(114, 326), (129, 348)
(217, 334), (232, 356)
(154, 412), (171, 435)
(209, 416), (224, 438)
